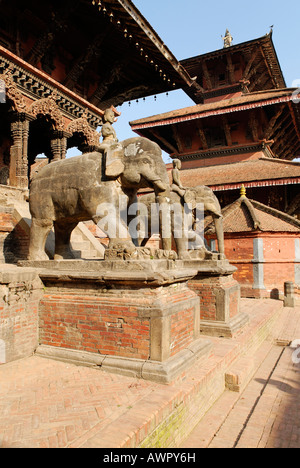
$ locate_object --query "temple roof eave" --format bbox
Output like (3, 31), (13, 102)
(178, 157), (300, 191)
(130, 88), (300, 130)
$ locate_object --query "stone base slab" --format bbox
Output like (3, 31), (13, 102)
(200, 311), (249, 338)
(36, 338), (212, 384)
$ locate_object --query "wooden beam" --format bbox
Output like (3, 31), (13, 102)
(284, 139), (300, 160)
(98, 84), (151, 109)
(197, 121), (208, 151)
(249, 111), (259, 141)
(286, 144), (300, 160)
(287, 193), (300, 214)
(26, 1), (78, 66)
(288, 102), (300, 143)
(264, 105), (285, 140)
(249, 72), (268, 92)
(267, 111), (290, 141)
(272, 122), (293, 151)
(151, 130), (178, 155)
(201, 60), (213, 90)
(90, 58), (129, 106)
(222, 116), (232, 146)
(172, 125), (185, 153)
(243, 47), (260, 80)
(247, 59), (265, 81)
(272, 124), (295, 155)
(259, 45), (277, 89)
(64, 26), (112, 88)
(226, 54), (235, 84)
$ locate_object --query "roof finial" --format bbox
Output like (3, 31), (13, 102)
(222, 29), (233, 48)
(240, 184), (246, 198)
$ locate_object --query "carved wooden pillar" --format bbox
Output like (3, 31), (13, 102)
(9, 114), (33, 188)
(50, 131), (70, 162)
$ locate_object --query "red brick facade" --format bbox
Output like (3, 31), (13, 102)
(38, 282), (199, 363)
(188, 275), (240, 322)
(209, 233), (299, 299)
(0, 268), (43, 363)
(39, 294), (151, 360)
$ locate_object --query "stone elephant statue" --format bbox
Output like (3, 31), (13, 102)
(28, 137), (172, 261)
(138, 185), (224, 260)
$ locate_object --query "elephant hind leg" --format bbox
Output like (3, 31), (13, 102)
(28, 218), (53, 261)
(54, 221), (78, 260)
(213, 215), (225, 255)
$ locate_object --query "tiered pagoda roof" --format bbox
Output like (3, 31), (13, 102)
(175, 157), (300, 192)
(131, 88), (300, 161)
(180, 32), (286, 103)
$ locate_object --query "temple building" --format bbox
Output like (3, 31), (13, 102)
(205, 186), (300, 299)
(130, 32), (300, 218)
(0, 0), (200, 263)
(0, 0), (194, 191)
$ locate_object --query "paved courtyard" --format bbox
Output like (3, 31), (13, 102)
(181, 341), (300, 448)
(0, 302), (300, 449)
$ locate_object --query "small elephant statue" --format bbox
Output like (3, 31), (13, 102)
(138, 184), (225, 260)
(28, 137), (172, 261)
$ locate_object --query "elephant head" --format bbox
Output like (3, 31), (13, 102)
(105, 137), (169, 194)
(104, 137), (172, 251)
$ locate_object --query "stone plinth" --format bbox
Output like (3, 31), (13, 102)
(181, 259), (249, 338)
(0, 265), (43, 364)
(20, 259), (212, 384)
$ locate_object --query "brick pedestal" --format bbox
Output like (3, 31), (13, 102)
(21, 259), (212, 384)
(0, 266), (43, 364)
(184, 259), (249, 338)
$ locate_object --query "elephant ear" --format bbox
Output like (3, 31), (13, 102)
(105, 143), (125, 178)
(184, 189), (197, 208)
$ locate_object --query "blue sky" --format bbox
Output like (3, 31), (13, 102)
(112, 0), (300, 162)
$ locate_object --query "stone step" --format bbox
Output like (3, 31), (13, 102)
(79, 249), (99, 259)
(70, 240), (91, 251)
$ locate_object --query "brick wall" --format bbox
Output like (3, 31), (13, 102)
(0, 267), (43, 364)
(40, 294), (151, 360)
(39, 279), (199, 363)
(189, 280), (217, 321)
(188, 275), (240, 322)
(209, 233), (300, 298)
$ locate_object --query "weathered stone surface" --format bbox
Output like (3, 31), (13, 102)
(36, 338), (212, 385)
(28, 136), (172, 261)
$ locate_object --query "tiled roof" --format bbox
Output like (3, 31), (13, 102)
(178, 157), (300, 190)
(205, 195), (300, 234)
(130, 89), (299, 129)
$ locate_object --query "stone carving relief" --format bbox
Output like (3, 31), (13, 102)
(67, 110), (100, 147)
(28, 91), (65, 131)
(0, 68), (26, 113)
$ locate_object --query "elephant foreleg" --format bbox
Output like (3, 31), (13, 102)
(92, 214), (136, 254)
(54, 221), (78, 260)
(28, 218), (53, 261)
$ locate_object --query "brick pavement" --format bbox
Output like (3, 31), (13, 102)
(0, 357), (160, 448)
(0, 300), (300, 449)
(181, 305), (300, 449)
